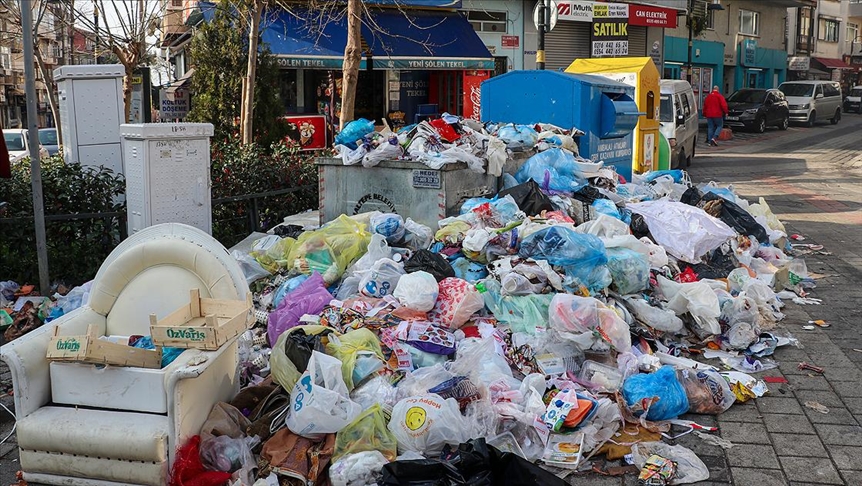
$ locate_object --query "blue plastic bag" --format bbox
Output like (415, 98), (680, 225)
(518, 226), (611, 293)
(642, 170), (685, 183)
(481, 279), (553, 334)
(335, 118), (375, 149)
(514, 149), (587, 193)
(370, 213), (406, 245)
(497, 124), (538, 150)
(606, 248), (650, 295)
(450, 257), (489, 283)
(131, 336), (184, 368)
(622, 366), (690, 421)
(592, 199), (623, 221)
(273, 275), (310, 308)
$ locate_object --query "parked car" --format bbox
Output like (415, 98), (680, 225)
(844, 86), (862, 114)
(659, 80), (698, 169)
(725, 88), (790, 133)
(38, 128), (59, 156)
(778, 80), (843, 127)
(2, 129), (50, 163)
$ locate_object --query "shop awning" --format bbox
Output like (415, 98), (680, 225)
(167, 68), (194, 93)
(262, 10), (366, 69)
(813, 57), (850, 69)
(362, 10), (494, 70)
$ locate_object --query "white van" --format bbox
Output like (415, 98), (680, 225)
(844, 86), (862, 114)
(659, 80), (698, 168)
(777, 80), (843, 126)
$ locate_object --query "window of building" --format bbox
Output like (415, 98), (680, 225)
(706, 9), (715, 30)
(819, 18), (840, 42)
(171, 0), (183, 7)
(43, 12), (54, 31)
(465, 11), (507, 33)
(0, 47), (11, 69)
(848, 23), (859, 46)
(739, 9), (759, 36)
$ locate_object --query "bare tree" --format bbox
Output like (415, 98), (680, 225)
(340, 0), (360, 130)
(240, 0), (264, 144)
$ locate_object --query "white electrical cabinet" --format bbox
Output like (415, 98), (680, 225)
(54, 64), (125, 175)
(121, 123), (214, 235)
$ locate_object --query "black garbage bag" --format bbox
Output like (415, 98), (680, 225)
(630, 213), (652, 240)
(404, 249), (456, 282)
(272, 224), (305, 239)
(570, 185), (608, 204)
(496, 179), (554, 216)
(379, 459), (465, 486)
(284, 327), (332, 372)
(691, 245), (738, 279)
(681, 187), (769, 244)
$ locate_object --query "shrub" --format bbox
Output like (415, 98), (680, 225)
(0, 156), (126, 286)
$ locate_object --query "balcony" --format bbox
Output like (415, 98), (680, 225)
(161, 8), (189, 47)
(796, 35), (814, 54)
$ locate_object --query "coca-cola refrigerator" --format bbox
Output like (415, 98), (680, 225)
(462, 70), (491, 122)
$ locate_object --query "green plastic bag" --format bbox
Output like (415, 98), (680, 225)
(333, 404), (397, 462)
(252, 236), (296, 274)
(482, 279), (553, 335)
(287, 215), (371, 284)
(325, 328), (385, 390)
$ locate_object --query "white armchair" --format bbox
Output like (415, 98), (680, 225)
(1, 223), (251, 486)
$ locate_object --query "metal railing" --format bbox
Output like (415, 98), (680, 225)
(212, 184), (317, 246)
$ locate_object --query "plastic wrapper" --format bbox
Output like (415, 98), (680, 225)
(349, 375), (399, 414)
(606, 247), (650, 295)
(628, 200), (736, 264)
(330, 451), (390, 486)
(393, 271), (439, 312)
(548, 294), (631, 352)
(369, 213), (406, 245)
(285, 351), (362, 439)
(335, 118), (375, 148)
(497, 124), (538, 151)
(482, 279), (553, 335)
(676, 368), (735, 415)
(358, 258), (405, 298)
(496, 179), (555, 216)
(388, 395), (468, 455)
(334, 404), (398, 462)
(403, 218), (434, 250)
(362, 136), (402, 168)
(518, 226), (611, 293)
(267, 271), (332, 346)
(287, 215), (372, 284)
(404, 250), (455, 282)
(622, 366), (690, 421)
(514, 148), (587, 193)
(427, 277), (485, 330)
(326, 329), (386, 390)
(631, 442), (710, 484)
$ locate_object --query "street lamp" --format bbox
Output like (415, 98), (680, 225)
(687, 0), (725, 84)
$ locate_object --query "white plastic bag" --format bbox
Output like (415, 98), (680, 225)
(548, 294), (631, 352)
(657, 276), (721, 337)
(369, 213), (406, 244)
(403, 218), (433, 250)
(639, 237), (669, 268)
(337, 234), (395, 299)
(485, 135), (507, 177)
(285, 351), (362, 439)
(359, 258), (405, 298)
(362, 137), (402, 168)
(393, 271), (439, 312)
(628, 200), (736, 263)
(631, 442), (709, 484)
(336, 144), (369, 166)
(625, 297), (683, 333)
(330, 451), (389, 486)
(388, 395), (467, 455)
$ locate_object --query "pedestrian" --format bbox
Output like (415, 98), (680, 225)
(703, 86), (728, 147)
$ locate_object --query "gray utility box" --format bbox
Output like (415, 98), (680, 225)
(54, 64), (125, 175)
(317, 158), (499, 229)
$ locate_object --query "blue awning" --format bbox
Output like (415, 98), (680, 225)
(362, 10), (494, 70)
(262, 10), (365, 69)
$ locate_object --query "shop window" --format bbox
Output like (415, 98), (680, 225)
(466, 11), (507, 33)
(739, 9), (759, 36)
(819, 19), (839, 42)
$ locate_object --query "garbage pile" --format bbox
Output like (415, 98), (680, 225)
(0, 281), (91, 345)
(189, 153), (817, 485)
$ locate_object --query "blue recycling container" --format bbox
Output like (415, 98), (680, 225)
(481, 70), (642, 181)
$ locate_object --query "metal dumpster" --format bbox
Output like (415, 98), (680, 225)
(317, 157), (499, 229)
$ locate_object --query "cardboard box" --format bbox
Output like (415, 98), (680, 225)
(47, 324), (162, 369)
(149, 289), (252, 350)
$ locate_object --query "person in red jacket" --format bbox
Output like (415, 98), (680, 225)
(703, 86), (728, 146)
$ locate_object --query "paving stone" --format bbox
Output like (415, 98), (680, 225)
(826, 445), (862, 471)
(822, 366), (862, 383)
(841, 397), (862, 415)
(812, 423), (862, 446)
(717, 402), (763, 423)
(778, 456), (843, 484)
(839, 471), (862, 485)
(783, 373), (832, 391)
(770, 433), (829, 457)
(756, 397), (804, 415)
(568, 474), (621, 485)
(725, 444), (781, 469)
(762, 413), (816, 434)
(794, 390), (846, 409)
(828, 379), (862, 398)
(805, 406), (858, 425)
(730, 467), (788, 486)
(719, 421), (770, 444)
(700, 454), (732, 483)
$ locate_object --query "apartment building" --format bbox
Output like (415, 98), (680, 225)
(787, 0), (861, 88)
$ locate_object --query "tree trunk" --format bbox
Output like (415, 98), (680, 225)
(241, 0), (263, 145)
(122, 64), (134, 123)
(33, 47), (62, 144)
(340, 0), (361, 130)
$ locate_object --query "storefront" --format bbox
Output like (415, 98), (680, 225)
(811, 57), (852, 87)
(663, 37), (724, 114)
(229, 4), (494, 132)
(734, 39), (787, 91)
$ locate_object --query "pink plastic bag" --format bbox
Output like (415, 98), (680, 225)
(427, 278), (485, 330)
(268, 272), (332, 345)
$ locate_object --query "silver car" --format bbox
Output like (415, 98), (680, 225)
(778, 80), (843, 127)
(38, 128), (59, 156)
(3, 129), (50, 163)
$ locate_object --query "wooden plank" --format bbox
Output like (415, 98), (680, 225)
(189, 289), (201, 318)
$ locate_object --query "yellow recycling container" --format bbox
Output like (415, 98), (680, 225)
(566, 57), (660, 176)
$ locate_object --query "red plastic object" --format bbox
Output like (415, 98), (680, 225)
(676, 267), (699, 283)
(169, 435), (232, 486)
(717, 128), (733, 141)
(429, 119), (460, 142)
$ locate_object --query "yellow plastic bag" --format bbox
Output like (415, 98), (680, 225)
(270, 325), (336, 389)
(747, 197), (786, 234)
(253, 236), (296, 274)
(333, 404), (397, 462)
(435, 220), (471, 244)
(287, 215), (371, 284)
(325, 328), (385, 390)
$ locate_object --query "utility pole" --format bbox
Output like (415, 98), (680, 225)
(537, 0), (546, 70)
(687, 0), (694, 84)
(22, 0), (51, 295)
(93, 2), (99, 64)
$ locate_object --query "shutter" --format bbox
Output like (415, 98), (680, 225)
(545, 21), (591, 71)
(627, 25), (648, 57)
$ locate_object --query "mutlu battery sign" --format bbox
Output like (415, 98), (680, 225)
(556, 1), (630, 58)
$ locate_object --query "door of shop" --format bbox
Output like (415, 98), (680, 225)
(690, 66), (713, 113)
(745, 69), (764, 88)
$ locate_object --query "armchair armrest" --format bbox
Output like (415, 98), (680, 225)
(164, 337), (241, 464)
(0, 307), (107, 419)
